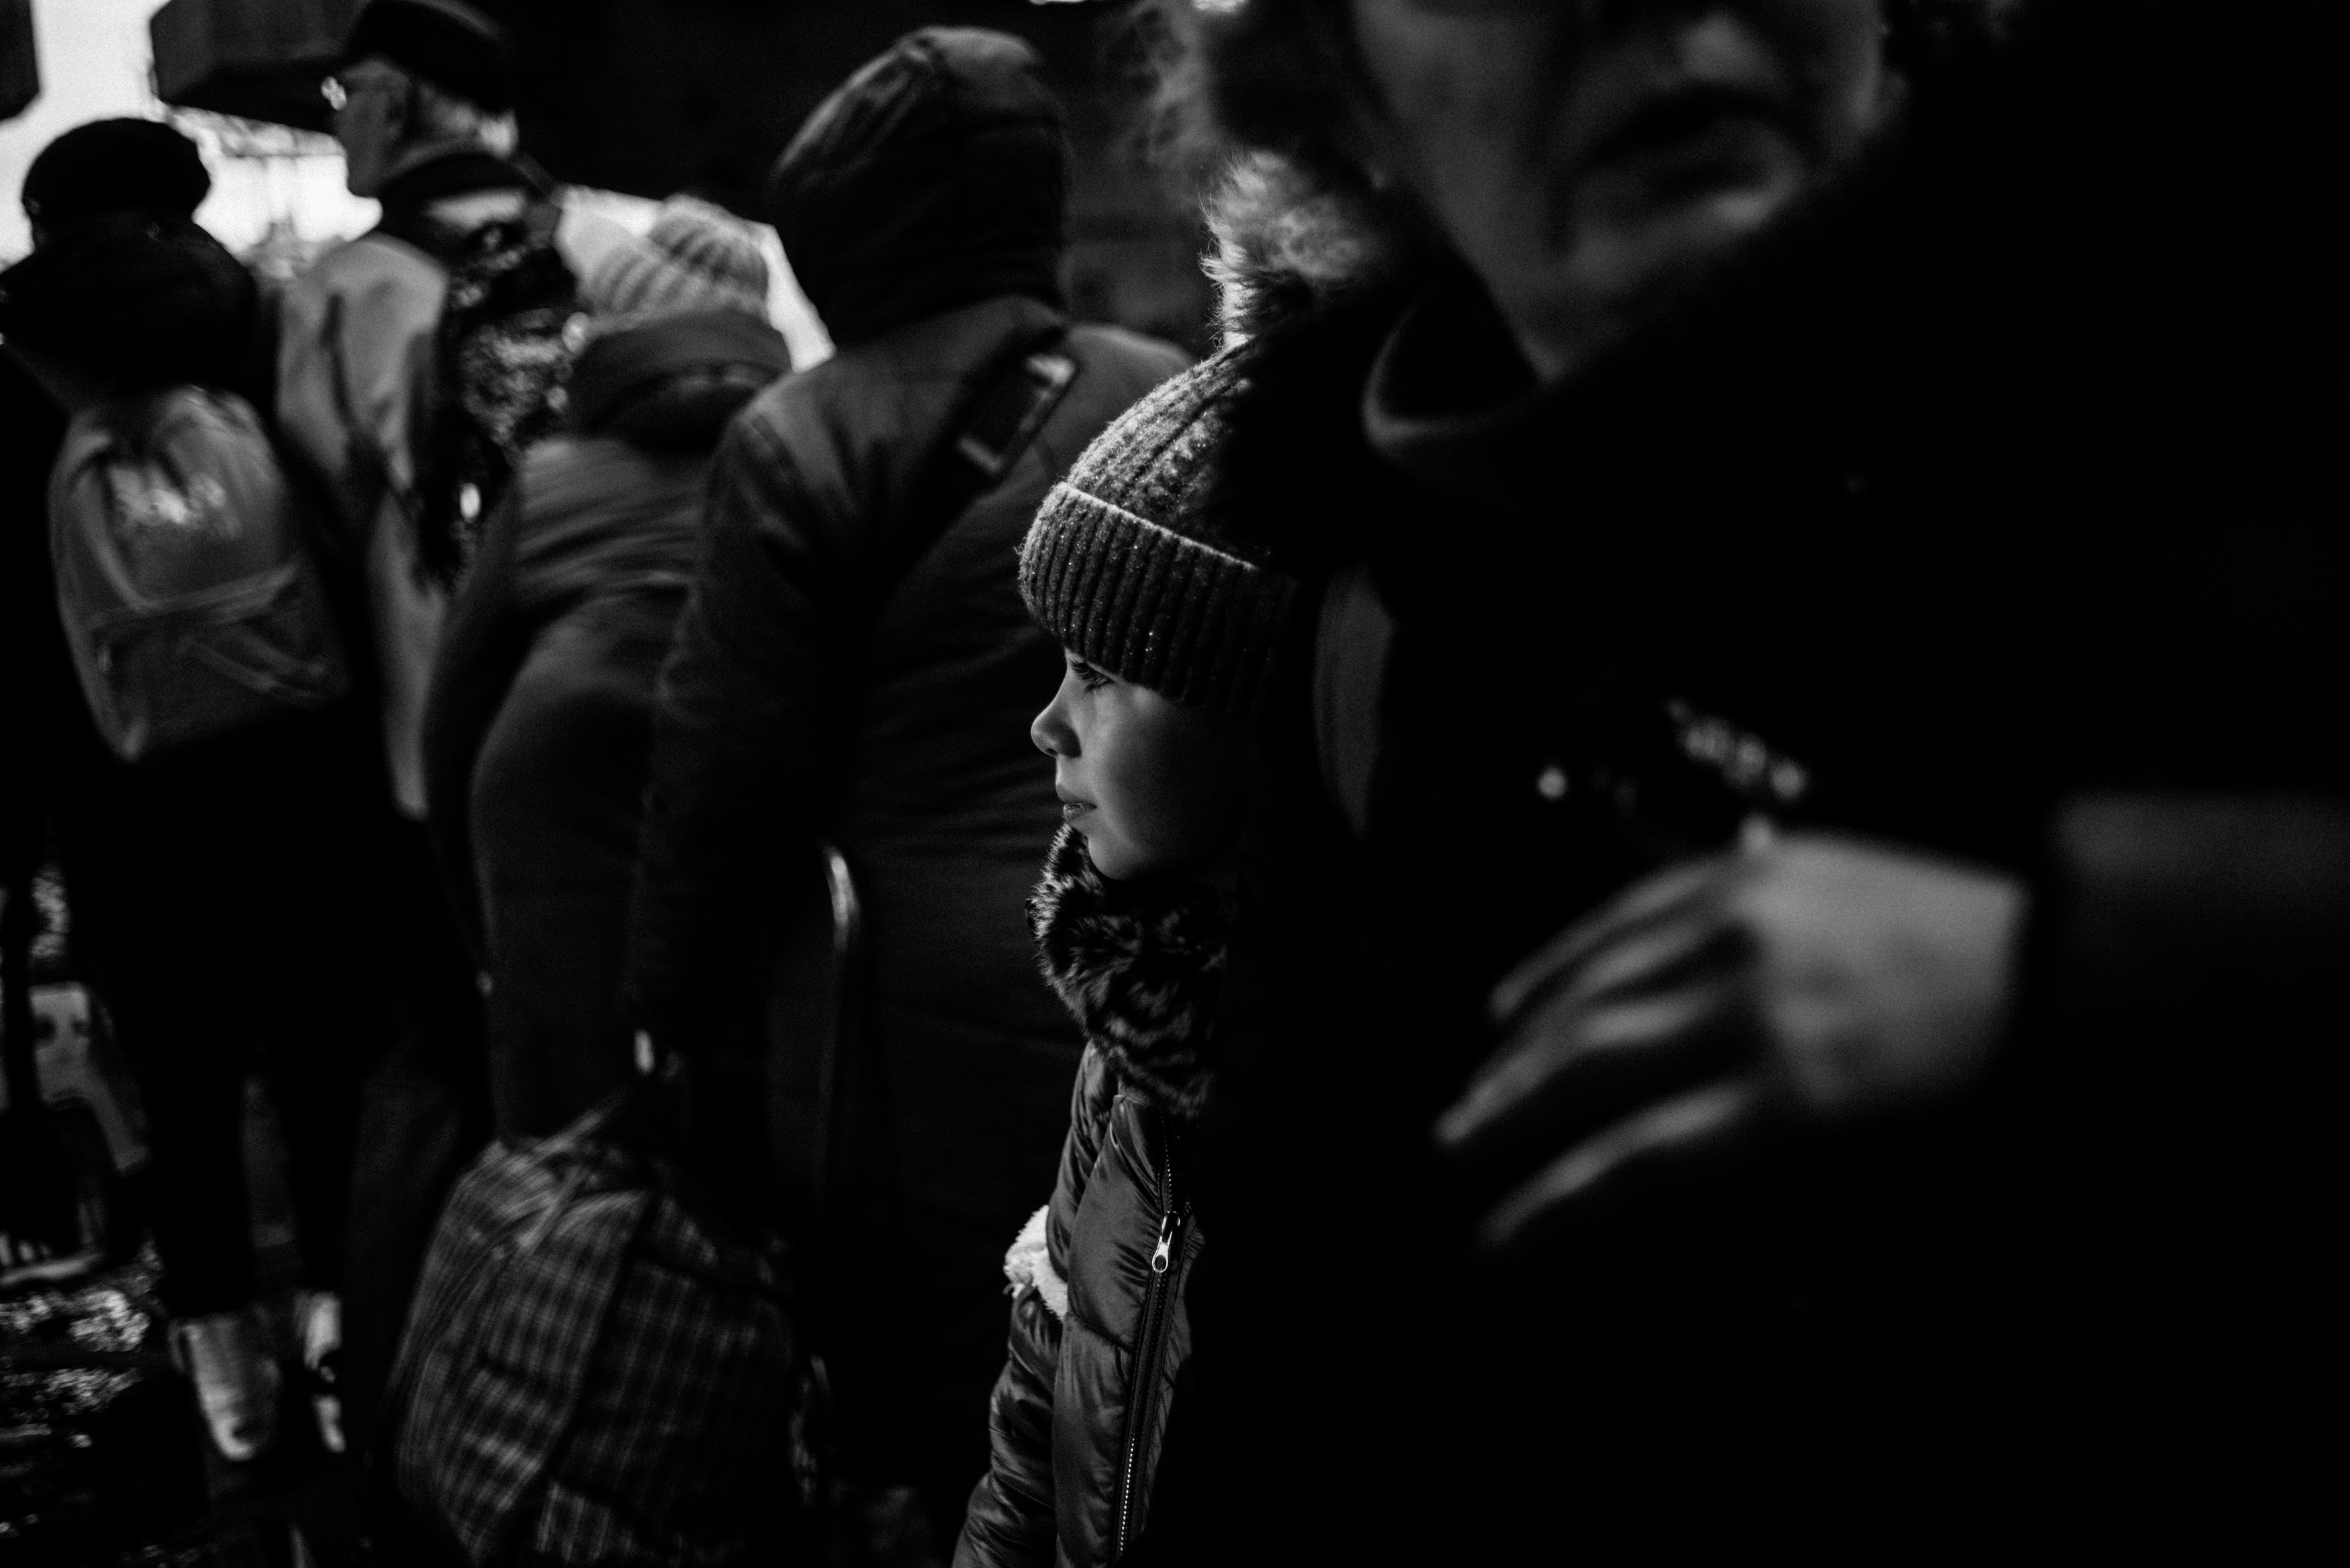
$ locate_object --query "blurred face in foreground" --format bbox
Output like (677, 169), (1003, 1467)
(1348, 0), (1888, 379)
(1032, 652), (1248, 883)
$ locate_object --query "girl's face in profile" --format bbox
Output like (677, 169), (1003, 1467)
(1031, 652), (1248, 883)
(1348, 0), (1888, 379)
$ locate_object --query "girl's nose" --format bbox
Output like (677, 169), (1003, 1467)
(1031, 689), (1075, 758)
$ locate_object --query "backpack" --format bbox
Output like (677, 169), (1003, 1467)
(407, 201), (582, 589)
(48, 385), (352, 763)
(389, 1091), (800, 1567)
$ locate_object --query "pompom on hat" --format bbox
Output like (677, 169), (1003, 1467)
(21, 119), (211, 230)
(342, 0), (514, 113)
(1019, 348), (1296, 720)
(582, 196), (771, 326)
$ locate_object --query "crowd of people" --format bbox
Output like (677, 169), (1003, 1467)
(2, 0), (2343, 1561)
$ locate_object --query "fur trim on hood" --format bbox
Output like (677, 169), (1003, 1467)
(1027, 825), (1231, 1118)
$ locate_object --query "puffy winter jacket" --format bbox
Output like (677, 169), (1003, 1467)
(422, 309), (792, 1140)
(622, 27), (1190, 1528)
(956, 828), (1228, 1568)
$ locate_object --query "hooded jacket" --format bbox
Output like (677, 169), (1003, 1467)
(422, 309), (791, 1140)
(621, 27), (1190, 1526)
(768, 26), (1066, 350)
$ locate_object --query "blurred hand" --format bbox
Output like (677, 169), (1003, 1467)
(1435, 834), (2026, 1259)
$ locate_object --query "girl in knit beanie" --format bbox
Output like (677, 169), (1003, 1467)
(957, 348), (1295, 1567)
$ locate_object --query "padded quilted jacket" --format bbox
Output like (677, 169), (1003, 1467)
(957, 828), (1227, 1568)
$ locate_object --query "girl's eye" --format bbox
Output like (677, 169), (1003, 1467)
(1070, 658), (1112, 692)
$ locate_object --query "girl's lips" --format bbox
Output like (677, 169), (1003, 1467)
(1060, 801), (1092, 824)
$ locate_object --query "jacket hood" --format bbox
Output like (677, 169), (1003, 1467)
(766, 27), (1068, 348)
(0, 213), (256, 387)
(567, 308), (791, 448)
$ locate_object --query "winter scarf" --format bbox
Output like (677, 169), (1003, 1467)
(1027, 824), (1231, 1118)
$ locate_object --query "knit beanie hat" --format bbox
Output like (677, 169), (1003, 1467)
(582, 196), (770, 325)
(21, 119), (211, 231)
(1019, 348), (1295, 720)
(342, 0), (514, 113)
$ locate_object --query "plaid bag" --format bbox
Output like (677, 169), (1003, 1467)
(388, 1092), (800, 1566)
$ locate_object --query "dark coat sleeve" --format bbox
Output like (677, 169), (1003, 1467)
(621, 411), (841, 1049)
(420, 484), (530, 970)
(2027, 791), (2350, 1103)
(957, 1287), (1064, 1568)
(956, 1048), (1117, 1568)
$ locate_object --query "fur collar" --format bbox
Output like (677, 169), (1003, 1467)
(1027, 826), (1231, 1118)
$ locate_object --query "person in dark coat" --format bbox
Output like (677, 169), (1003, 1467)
(1, 122), (387, 1465)
(622, 26), (1190, 1541)
(1131, 0), (2350, 1559)
(956, 351), (1296, 1568)
(424, 198), (791, 1142)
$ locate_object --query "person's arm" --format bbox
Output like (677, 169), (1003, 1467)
(622, 409), (842, 1053)
(2031, 791), (2350, 1057)
(420, 486), (530, 971)
(955, 1048), (1115, 1568)
(1434, 786), (2350, 1255)
(276, 250), (449, 816)
(955, 1289), (1064, 1568)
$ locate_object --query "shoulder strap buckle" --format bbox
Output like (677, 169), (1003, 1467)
(951, 350), (1078, 483)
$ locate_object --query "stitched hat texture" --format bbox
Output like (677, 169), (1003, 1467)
(583, 196), (770, 326)
(1019, 347), (1295, 719)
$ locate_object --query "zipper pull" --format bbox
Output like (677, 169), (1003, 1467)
(1150, 1209), (1176, 1275)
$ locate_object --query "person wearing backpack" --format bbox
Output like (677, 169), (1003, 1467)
(622, 28), (1190, 1547)
(0, 120), (385, 1466)
(273, 0), (593, 1465)
(277, 0), (561, 822)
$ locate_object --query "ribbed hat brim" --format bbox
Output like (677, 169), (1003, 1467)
(1019, 483), (1295, 719)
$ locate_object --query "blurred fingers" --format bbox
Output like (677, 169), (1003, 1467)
(1436, 980), (1742, 1167)
(1474, 1077), (1767, 1258)
(1488, 853), (1732, 1027)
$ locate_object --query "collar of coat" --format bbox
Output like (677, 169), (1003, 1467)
(1027, 825), (1231, 1119)
(567, 310), (792, 444)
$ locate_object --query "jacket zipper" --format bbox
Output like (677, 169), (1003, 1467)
(1113, 1123), (1183, 1563)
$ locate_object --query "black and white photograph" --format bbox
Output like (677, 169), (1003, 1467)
(2, 1), (2341, 1563)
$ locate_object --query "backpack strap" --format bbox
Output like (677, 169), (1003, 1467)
(806, 334), (1078, 1238)
(872, 335), (1079, 609)
(1313, 560), (1396, 841)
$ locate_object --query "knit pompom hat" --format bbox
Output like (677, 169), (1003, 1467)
(582, 196), (770, 325)
(1019, 347), (1295, 720)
